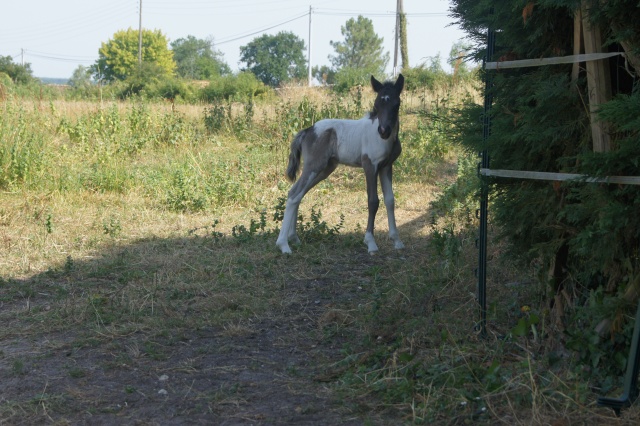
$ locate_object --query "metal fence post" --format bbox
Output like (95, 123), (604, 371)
(477, 26), (495, 337)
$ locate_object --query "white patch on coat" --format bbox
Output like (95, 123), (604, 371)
(312, 116), (397, 168)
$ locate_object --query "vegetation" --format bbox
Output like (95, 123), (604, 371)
(329, 16), (389, 76)
(171, 35), (231, 80)
(239, 31), (307, 87)
(93, 28), (175, 83)
(0, 55), (37, 85)
(449, 0), (640, 400)
(2, 54), (639, 422)
(2, 6), (640, 421)
(314, 15), (390, 89)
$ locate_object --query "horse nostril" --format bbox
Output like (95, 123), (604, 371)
(378, 126), (390, 139)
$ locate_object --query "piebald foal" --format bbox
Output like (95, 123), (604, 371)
(276, 74), (405, 254)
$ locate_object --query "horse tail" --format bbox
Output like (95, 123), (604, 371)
(286, 129), (306, 182)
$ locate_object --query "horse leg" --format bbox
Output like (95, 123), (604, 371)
(276, 173), (313, 254)
(379, 165), (404, 249)
(362, 158), (380, 254)
(276, 161), (338, 254)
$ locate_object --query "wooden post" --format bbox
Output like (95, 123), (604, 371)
(572, 9), (581, 83)
(581, 1), (612, 152)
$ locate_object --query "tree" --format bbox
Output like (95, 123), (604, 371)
(239, 31), (307, 87)
(170, 35), (230, 80)
(69, 65), (93, 89)
(449, 0), (640, 378)
(447, 41), (472, 78)
(0, 55), (36, 84)
(329, 16), (389, 76)
(312, 65), (336, 85)
(93, 28), (175, 82)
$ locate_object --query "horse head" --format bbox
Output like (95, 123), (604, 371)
(371, 74), (404, 140)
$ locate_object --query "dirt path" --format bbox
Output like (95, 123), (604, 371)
(0, 268), (393, 425)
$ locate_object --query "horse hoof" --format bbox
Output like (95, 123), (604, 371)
(368, 249), (379, 255)
(394, 241), (405, 249)
(276, 241), (292, 254)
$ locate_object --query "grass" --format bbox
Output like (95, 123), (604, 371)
(0, 82), (638, 424)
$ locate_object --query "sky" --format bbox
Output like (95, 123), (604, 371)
(1, 0), (469, 80)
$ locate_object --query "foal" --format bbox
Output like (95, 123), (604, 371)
(276, 74), (405, 254)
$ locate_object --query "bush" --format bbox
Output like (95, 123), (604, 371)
(200, 72), (271, 101)
(332, 67), (381, 93)
(401, 62), (449, 91)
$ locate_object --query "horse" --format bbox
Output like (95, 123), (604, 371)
(276, 74), (405, 254)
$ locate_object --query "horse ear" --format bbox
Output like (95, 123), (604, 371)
(371, 75), (383, 93)
(395, 74), (404, 93)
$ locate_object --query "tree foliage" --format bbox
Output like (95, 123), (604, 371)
(69, 65), (93, 89)
(0, 55), (36, 85)
(170, 35), (230, 80)
(401, 55), (449, 91)
(93, 28), (176, 82)
(239, 31), (307, 87)
(201, 71), (271, 101)
(448, 0), (640, 381)
(328, 16), (389, 76)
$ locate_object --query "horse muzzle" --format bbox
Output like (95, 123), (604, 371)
(378, 125), (392, 139)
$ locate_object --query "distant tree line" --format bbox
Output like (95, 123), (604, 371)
(0, 15), (476, 101)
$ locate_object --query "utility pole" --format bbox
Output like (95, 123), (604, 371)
(138, 0), (143, 66)
(393, 0), (407, 76)
(393, 0), (400, 76)
(21, 48), (24, 66)
(308, 5), (312, 86)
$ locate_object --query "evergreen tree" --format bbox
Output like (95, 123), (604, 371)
(329, 16), (389, 76)
(449, 0), (640, 379)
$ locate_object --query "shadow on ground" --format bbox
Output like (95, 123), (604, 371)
(0, 213), (435, 425)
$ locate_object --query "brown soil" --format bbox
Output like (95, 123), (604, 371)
(0, 241), (407, 425)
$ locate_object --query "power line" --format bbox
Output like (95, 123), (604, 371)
(315, 10), (447, 17)
(23, 50), (96, 64)
(214, 12), (309, 45)
(8, 3), (453, 73)
(0, 2), (133, 41)
(211, 7), (445, 46)
(146, 0), (305, 10)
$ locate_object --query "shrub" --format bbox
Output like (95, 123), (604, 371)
(200, 72), (271, 101)
(332, 67), (381, 94)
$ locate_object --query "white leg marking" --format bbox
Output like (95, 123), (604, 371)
(380, 169), (404, 250)
(276, 172), (317, 254)
(364, 232), (379, 254)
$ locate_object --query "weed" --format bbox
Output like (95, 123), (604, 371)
(12, 359), (26, 376)
(203, 103), (228, 133)
(231, 210), (269, 242)
(102, 216), (122, 237)
(44, 213), (53, 234)
(67, 367), (86, 379)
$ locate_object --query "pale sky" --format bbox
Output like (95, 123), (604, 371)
(1, 0), (468, 80)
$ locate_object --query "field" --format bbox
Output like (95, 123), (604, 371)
(1, 83), (637, 424)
